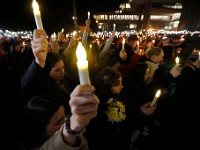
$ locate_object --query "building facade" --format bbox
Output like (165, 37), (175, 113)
(93, 0), (183, 32)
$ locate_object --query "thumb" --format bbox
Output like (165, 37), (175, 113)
(174, 63), (181, 68)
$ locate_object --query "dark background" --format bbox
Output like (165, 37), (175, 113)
(0, 0), (124, 34)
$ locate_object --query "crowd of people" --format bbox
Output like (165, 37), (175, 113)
(1, 18), (200, 150)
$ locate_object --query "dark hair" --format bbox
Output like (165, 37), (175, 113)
(187, 53), (199, 64)
(94, 67), (122, 96)
(128, 34), (138, 42)
(132, 62), (149, 83)
(162, 45), (175, 61)
(44, 52), (63, 73)
(19, 95), (63, 148)
(154, 38), (162, 47)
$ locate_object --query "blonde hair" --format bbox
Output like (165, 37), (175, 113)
(145, 47), (163, 59)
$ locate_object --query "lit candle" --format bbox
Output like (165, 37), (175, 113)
(76, 42), (91, 85)
(51, 32), (56, 41)
(137, 40), (140, 50)
(113, 23), (116, 31)
(137, 40), (140, 46)
(150, 89), (161, 107)
(22, 41), (26, 51)
(73, 30), (77, 38)
(199, 51), (200, 60)
(88, 11), (90, 19)
(32, 0), (43, 30)
(51, 34), (54, 40)
(175, 56), (179, 64)
(122, 38), (125, 50)
(66, 34), (69, 39)
(152, 39), (155, 45)
(61, 28), (64, 32)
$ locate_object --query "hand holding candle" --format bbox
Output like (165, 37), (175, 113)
(32, 0), (43, 30)
(76, 42), (91, 85)
(150, 89), (161, 107)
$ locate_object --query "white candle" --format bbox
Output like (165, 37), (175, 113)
(150, 89), (161, 107)
(32, 0), (43, 30)
(51, 34), (54, 40)
(76, 42), (91, 85)
(51, 32), (56, 41)
(61, 28), (64, 32)
(113, 23), (116, 31)
(137, 40), (140, 46)
(199, 51), (200, 60)
(122, 38), (125, 50)
(175, 56), (179, 64)
(88, 11), (90, 19)
(137, 40), (140, 50)
(73, 30), (77, 38)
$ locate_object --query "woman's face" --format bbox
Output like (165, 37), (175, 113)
(111, 77), (123, 94)
(46, 106), (65, 136)
(14, 45), (22, 52)
(49, 60), (65, 80)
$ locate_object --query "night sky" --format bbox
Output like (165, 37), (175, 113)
(0, 0), (124, 34)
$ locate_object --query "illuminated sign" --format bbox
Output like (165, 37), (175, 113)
(96, 15), (139, 21)
(150, 15), (170, 20)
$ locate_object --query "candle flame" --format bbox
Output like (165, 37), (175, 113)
(175, 56), (179, 64)
(76, 42), (87, 61)
(76, 42), (90, 85)
(155, 89), (161, 98)
(32, 0), (40, 14)
(122, 38), (125, 44)
(73, 31), (77, 38)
